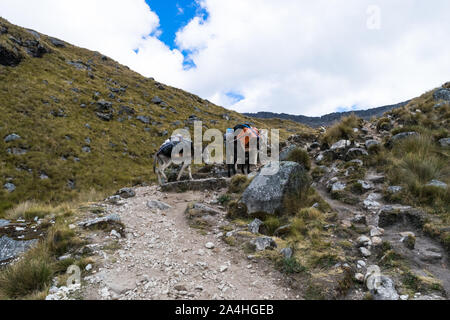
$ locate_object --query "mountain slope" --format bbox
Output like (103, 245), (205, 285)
(244, 101), (410, 128)
(0, 17), (314, 214)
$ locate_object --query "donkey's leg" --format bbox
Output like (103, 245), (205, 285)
(177, 163), (188, 181)
(160, 159), (171, 183)
(188, 165), (193, 181)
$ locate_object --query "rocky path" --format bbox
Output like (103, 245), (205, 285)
(311, 130), (450, 300)
(81, 186), (295, 300)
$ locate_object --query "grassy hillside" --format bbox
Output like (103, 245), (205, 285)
(0, 17), (314, 215)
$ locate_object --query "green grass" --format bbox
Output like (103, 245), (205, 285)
(286, 148), (311, 170)
(321, 114), (362, 146)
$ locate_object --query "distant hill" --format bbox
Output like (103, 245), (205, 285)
(244, 101), (410, 128)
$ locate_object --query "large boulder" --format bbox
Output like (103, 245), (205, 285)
(433, 88), (450, 102)
(241, 161), (309, 216)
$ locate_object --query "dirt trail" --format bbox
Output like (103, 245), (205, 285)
(82, 186), (296, 300)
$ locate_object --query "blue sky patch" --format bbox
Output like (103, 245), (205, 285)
(226, 91), (245, 104)
(145, 0), (208, 51)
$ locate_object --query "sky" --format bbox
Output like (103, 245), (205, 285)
(0, 0), (449, 116)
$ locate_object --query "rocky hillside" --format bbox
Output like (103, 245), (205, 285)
(0, 17), (313, 215)
(244, 100), (410, 128)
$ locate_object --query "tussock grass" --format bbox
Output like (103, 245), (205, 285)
(286, 148), (311, 170)
(228, 175), (251, 194)
(321, 114), (361, 146)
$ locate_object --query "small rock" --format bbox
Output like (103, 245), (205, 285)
(357, 236), (372, 247)
(4, 133), (21, 142)
(438, 138), (450, 148)
(147, 200), (171, 211)
(205, 242), (215, 249)
(371, 237), (383, 246)
(346, 148), (368, 160)
(418, 248), (442, 263)
(110, 230), (121, 239)
(387, 186), (403, 194)
(357, 260), (366, 269)
(365, 140), (380, 149)
(331, 181), (346, 192)
(219, 265), (228, 273)
(352, 214), (367, 225)
(355, 273), (365, 283)
(85, 264), (93, 271)
(251, 237), (277, 251)
(116, 188), (136, 199)
(3, 183), (16, 193)
(425, 180), (447, 189)
(280, 247), (293, 259)
(370, 227), (384, 237)
(248, 218), (263, 234)
(360, 247), (372, 257)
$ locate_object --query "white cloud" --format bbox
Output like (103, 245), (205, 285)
(1, 0), (450, 116)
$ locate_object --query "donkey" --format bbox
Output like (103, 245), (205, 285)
(153, 138), (195, 185)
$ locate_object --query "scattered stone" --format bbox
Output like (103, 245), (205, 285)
(360, 247), (372, 257)
(273, 224), (292, 237)
(387, 186), (402, 194)
(46, 284), (81, 300)
(280, 247), (293, 259)
(355, 273), (365, 283)
(371, 237), (382, 246)
(147, 200), (171, 211)
(191, 203), (222, 216)
(78, 214), (121, 228)
(438, 138), (450, 147)
(48, 37), (66, 48)
(370, 227), (384, 237)
(4, 133), (21, 142)
(358, 180), (374, 191)
(330, 140), (351, 151)
(110, 230), (121, 239)
(389, 132), (418, 145)
(205, 242), (215, 249)
(219, 265), (228, 273)
(3, 183), (16, 193)
(418, 248), (442, 263)
(425, 180), (447, 189)
(251, 237), (277, 251)
(346, 148), (368, 160)
(116, 188), (136, 199)
(365, 140), (380, 149)
(136, 116), (151, 124)
(85, 264), (93, 271)
(370, 276), (399, 300)
(357, 260), (366, 269)
(0, 236), (37, 263)
(248, 218), (263, 234)
(352, 214), (367, 225)
(331, 181), (346, 192)
(357, 236), (372, 247)
(151, 96), (163, 104)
